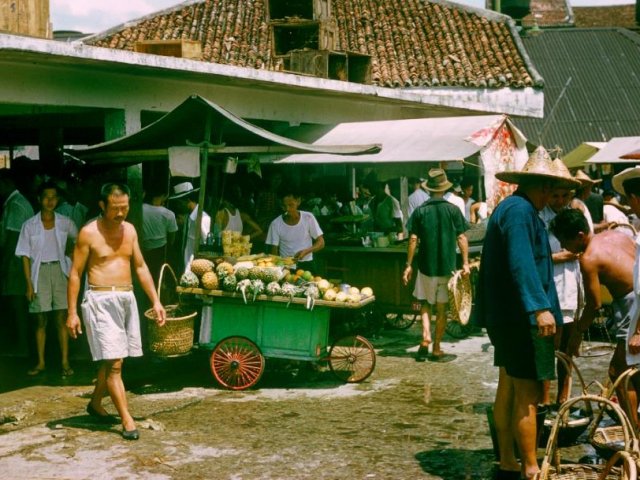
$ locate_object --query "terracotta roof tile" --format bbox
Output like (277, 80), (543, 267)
(521, 0), (574, 28)
(85, 0), (540, 89)
(573, 5), (637, 29)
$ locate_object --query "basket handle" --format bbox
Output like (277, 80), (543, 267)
(555, 351), (594, 417)
(587, 367), (640, 440)
(540, 395), (634, 480)
(596, 450), (637, 480)
(156, 263), (178, 306)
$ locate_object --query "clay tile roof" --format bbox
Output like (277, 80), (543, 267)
(521, 0), (574, 28)
(84, 0), (541, 89)
(573, 5), (637, 29)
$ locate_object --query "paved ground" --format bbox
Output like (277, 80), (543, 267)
(0, 322), (614, 480)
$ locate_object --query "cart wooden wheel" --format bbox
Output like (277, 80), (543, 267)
(384, 312), (418, 330)
(210, 336), (265, 390)
(328, 335), (376, 383)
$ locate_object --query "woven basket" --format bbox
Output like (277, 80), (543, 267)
(146, 264), (197, 357)
(540, 395), (637, 480)
(539, 352), (594, 448)
(590, 367), (640, 459)
(447, 264), (476, 325)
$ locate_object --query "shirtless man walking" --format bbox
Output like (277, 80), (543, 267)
(67, 183), (166, 440)
(550, 208), (638, 425)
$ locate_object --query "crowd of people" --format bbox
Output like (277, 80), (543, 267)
(4, 151), (640, 456)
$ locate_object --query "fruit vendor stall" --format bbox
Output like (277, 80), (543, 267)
(175, 255), (378, 390)
(68, 95), (382, 390)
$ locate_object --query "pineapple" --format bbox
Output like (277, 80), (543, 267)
(201, 271), (219, 290)
(180, 270), (200, 288)
(248, 266), (262, 280)
(216, 261), (234, 279)
(190, 258), (214, 277)
(221, 275), (237, 292)
(235, 266), (250, 281)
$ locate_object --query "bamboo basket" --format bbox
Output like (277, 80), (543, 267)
(447, 260), (479, 325)
(540, 395), (638, 480)
(539, 352), (594, 447)
(590, 368), (640, 459)
(146, 264), (197, 357)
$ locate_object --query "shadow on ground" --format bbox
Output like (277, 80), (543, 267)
(415, 447), (496, 479)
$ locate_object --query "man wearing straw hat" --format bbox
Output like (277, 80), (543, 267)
(571, 169), (609, 233)
(67, 183), (166, 441)
(476, 146), (579, 480)
(402, 168), (469, 363)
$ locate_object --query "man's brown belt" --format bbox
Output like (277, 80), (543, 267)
(88, 285), (134, 292)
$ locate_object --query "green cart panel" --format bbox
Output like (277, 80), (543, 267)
(207, 297), (330, 361)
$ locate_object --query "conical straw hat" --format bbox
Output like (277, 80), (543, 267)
(551, 158), (577, 189)
(574, 169), (602, 185)
(495, 146), (580, 189)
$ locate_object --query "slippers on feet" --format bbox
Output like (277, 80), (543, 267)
(428, 353), (457, 363)
(122, 429), (140, 441)
(86, 402), (119, 425)
(62, 367), (74, 377)
(27, 366), (45, 376)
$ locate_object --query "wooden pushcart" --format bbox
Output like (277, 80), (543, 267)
(176, 287), (377, 390)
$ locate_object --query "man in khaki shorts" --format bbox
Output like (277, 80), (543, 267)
(402, 168), (470, 362)
(67, 183), (165, 441)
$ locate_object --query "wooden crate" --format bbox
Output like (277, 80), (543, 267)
(134, 40), (202, 60)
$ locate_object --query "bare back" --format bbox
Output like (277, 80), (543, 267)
(82, 219), (136, 286)
(581, 229), (634, 299)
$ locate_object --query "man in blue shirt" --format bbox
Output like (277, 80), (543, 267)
(475, 146), (579, 480)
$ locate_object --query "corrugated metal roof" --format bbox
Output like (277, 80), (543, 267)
(514, 28), (640, 154)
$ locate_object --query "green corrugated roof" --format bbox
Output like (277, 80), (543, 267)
(513, 28), (640, 154)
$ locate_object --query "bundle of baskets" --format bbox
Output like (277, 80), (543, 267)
(447, 260), (479, 325)
(539, 395), (639, 480)
(590, 367), (640, 460)
(539, 352), (594, 448)
(146, 264), (197, 357)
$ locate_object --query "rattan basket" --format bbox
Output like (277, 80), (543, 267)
(590, 367), (640, 459)
(539, 352), (594, 448)
(146, 264), (197, 357)
(447, 260), (479, 325)
(540, 395), (638, 480)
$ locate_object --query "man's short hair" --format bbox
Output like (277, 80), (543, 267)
(623, 178), (640, 198)
(100, 182), (130, 204)
(278, 187), (302, 200)
(549, 208), (589, 240)
(37, 180), (60, 198)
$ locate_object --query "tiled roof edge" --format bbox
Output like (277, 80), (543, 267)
(506, 17), (545, 88)
(431, 0), (514, 22)
(82, 0), (202, 44)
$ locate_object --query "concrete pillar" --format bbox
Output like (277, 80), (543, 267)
(104, 108), (143, 231)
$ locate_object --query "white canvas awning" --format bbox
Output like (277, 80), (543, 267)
(586, 137), (640, 164)
(273, 114), (527, 165)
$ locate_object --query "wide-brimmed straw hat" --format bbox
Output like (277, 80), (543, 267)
(495, 146), (580, 189)
(169, 181), (199, 199)
(574, 169), (602, 186)
(612, 166), (640, 197)
(425, 168), (453, 192)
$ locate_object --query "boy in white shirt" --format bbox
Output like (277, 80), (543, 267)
(266, 189), (324, 272)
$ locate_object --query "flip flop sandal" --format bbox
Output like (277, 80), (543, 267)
(27, 366), (45, 376)
(62, 367), (74, 377)
(428, 353), (457, 363)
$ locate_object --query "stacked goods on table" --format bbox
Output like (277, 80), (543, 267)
(221, 231), (251, 257)
(180, 256), (374, 309)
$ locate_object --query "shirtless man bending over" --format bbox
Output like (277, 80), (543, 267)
(67, 183), (166, 440)
(550, 208), (638, 425)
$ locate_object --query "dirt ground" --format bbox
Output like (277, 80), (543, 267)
(0, 323), (613, 480)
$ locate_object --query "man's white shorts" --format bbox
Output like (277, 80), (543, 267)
(413, 271), (450, 305)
